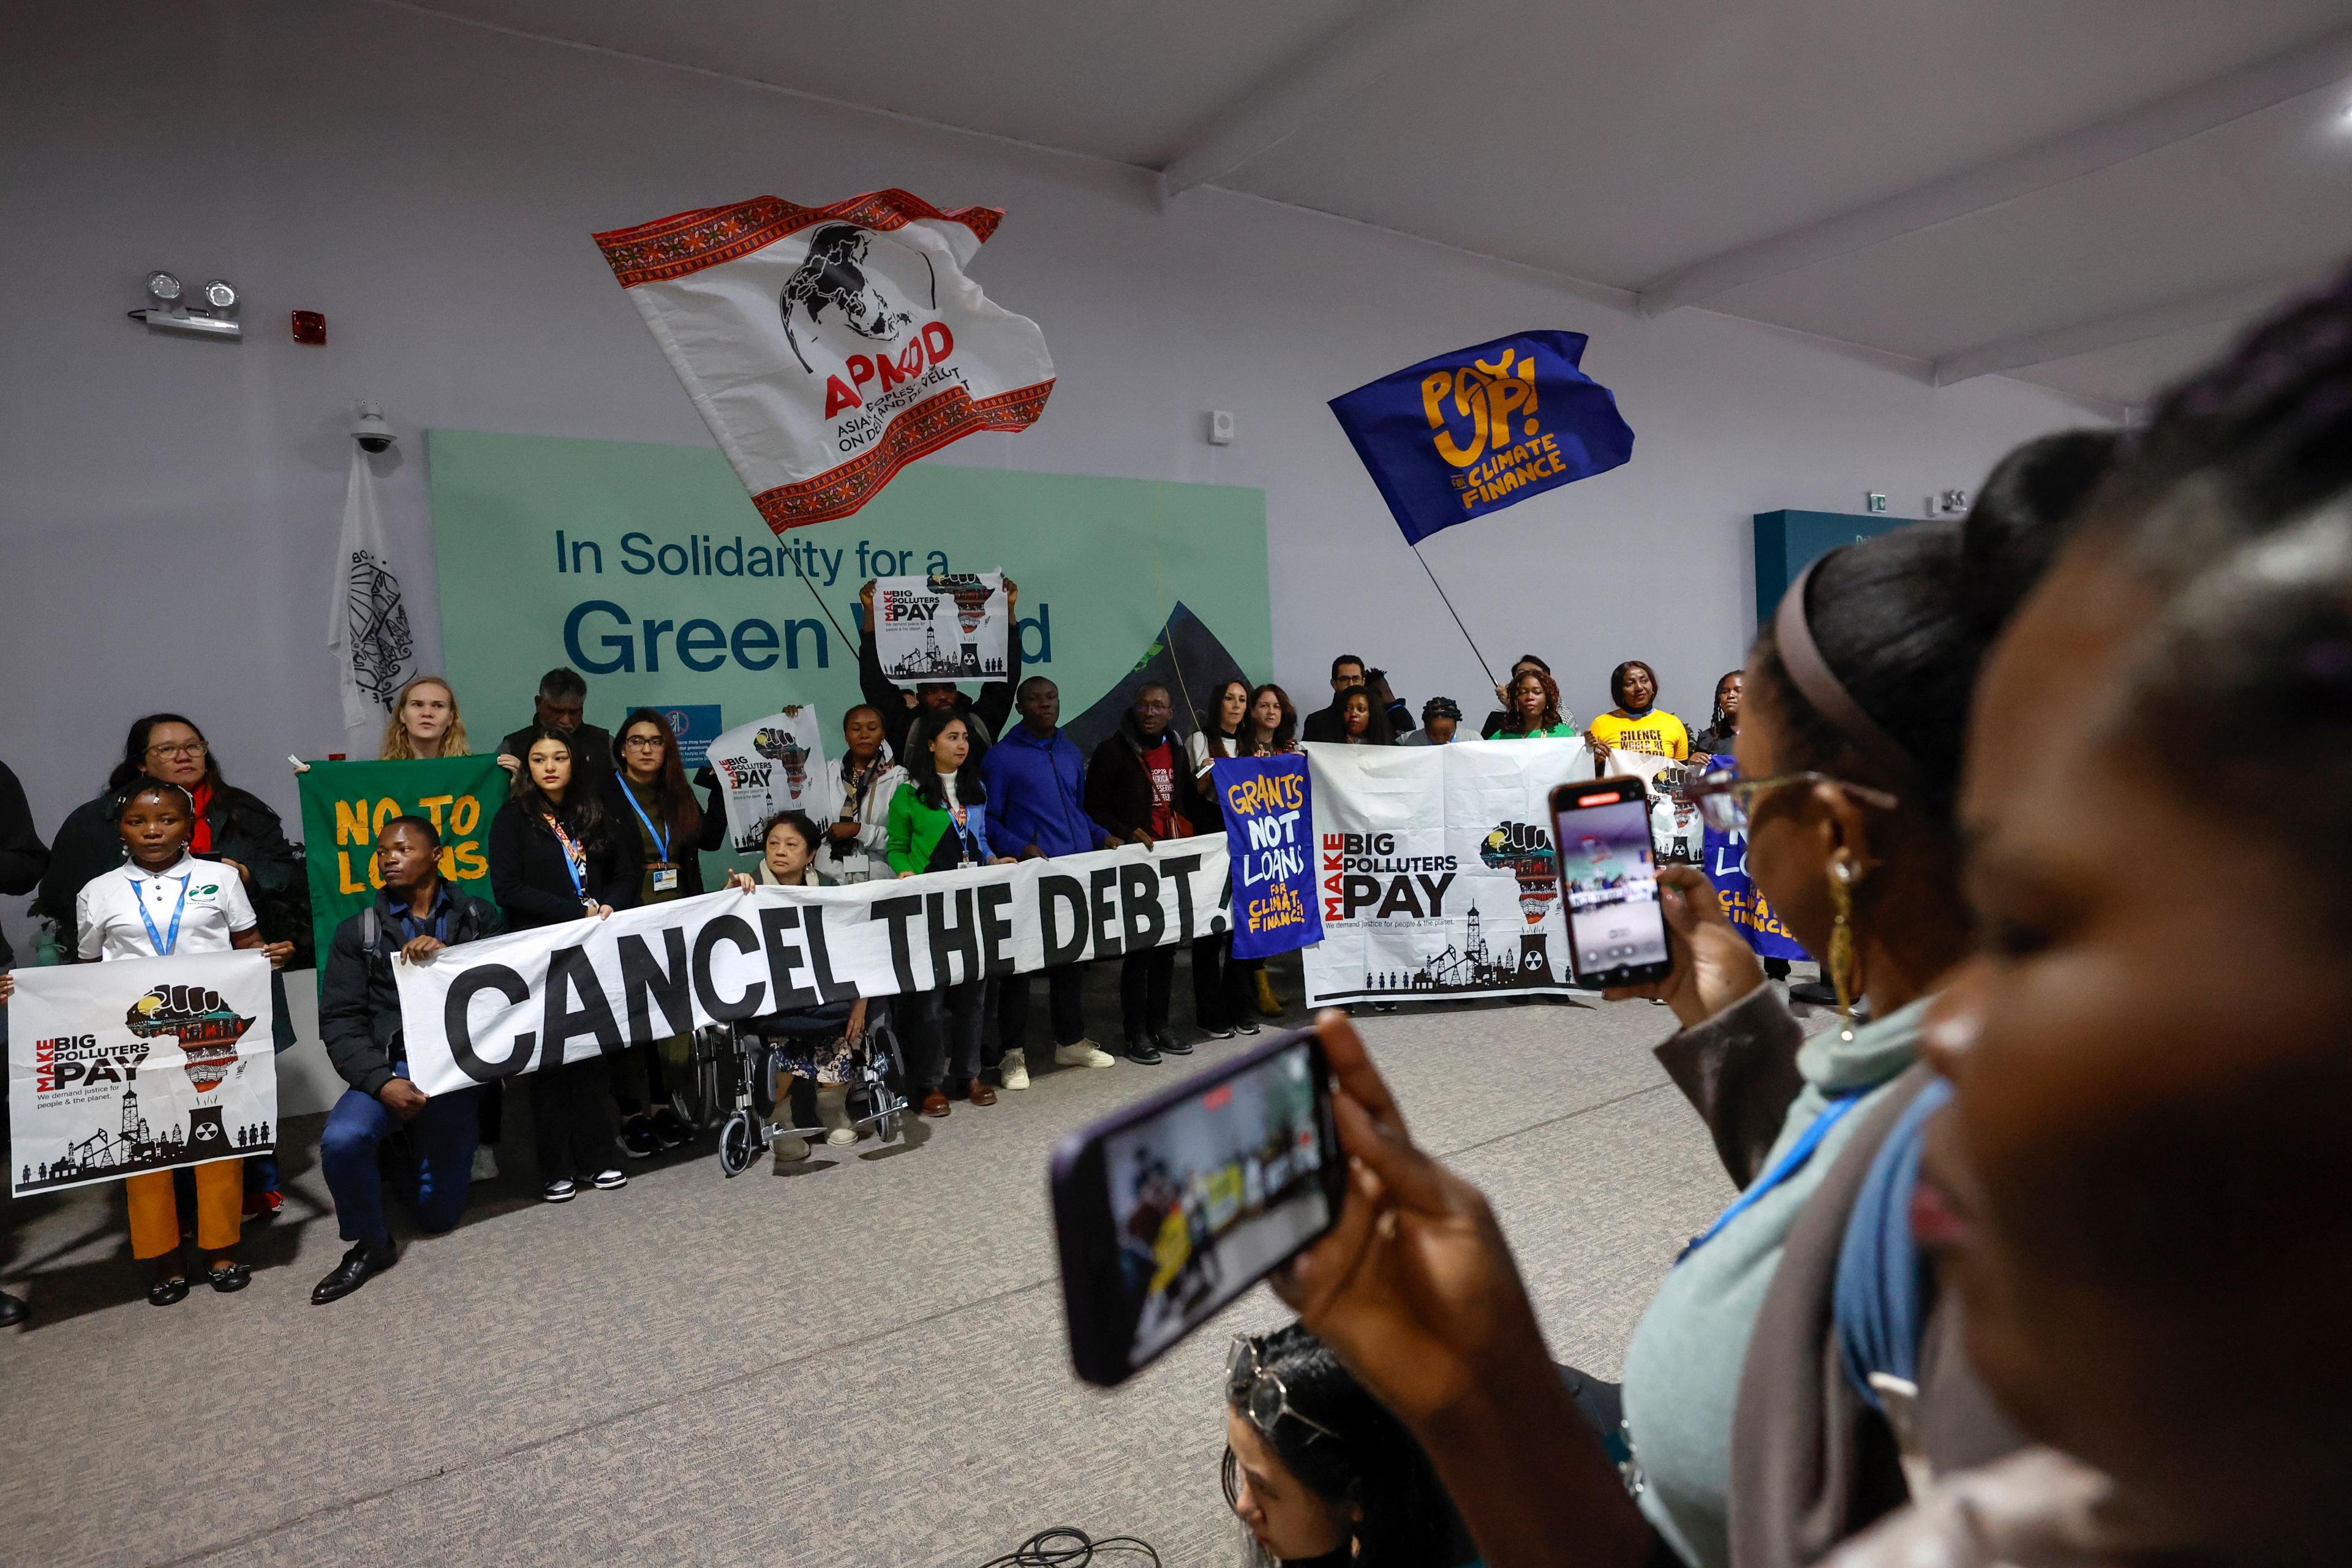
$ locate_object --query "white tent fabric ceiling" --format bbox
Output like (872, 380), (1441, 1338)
(400, 0), (2352, 409)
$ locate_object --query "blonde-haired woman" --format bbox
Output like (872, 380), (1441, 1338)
(378, 676), (469, 760)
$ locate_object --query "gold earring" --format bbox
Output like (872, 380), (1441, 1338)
(1826, 851), (1866, 1041)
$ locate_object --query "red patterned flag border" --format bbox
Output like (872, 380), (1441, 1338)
(751, 379), (1054, 533)
(594, 188), (1005, 288)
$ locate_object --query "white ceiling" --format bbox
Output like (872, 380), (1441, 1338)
(401, 0), (2352, 409)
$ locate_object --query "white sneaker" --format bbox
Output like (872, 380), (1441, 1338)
(1055, 1039), (1117, 1069)
(541, 1178), (576, 1204)
(590, 1168), (628, 1191)
(1000, 1047), (1030, 1090)
(472, 1145), (499, 1182)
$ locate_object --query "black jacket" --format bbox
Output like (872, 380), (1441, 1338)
(487, 799), (639, 930)
(0, 760), (49, 967)
(599, 771), (725, 898)
(318, 888), (505, 1096)
(498, 723), (616, 791)
(858, 621), (1019, 764)
(1085, 718), (1207, 844)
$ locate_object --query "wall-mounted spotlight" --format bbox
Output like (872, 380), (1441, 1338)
(130, 270), (243, 339)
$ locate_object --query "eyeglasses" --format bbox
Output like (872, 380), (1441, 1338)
(1227, 1336), (1338, 1444)
(621, 735), (668, 750)
(145, 741), (208, 760)
(1677, 764), (1898, 832)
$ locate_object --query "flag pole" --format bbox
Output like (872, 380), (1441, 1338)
(1409, 542), (1499, 692)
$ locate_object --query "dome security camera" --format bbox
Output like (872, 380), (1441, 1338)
(352, 401), (395, 454)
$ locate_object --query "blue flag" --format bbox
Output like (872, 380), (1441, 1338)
(1214, 753), (1321, 959)
(1328, 330), (1634, 545)
(1694, 755), (1810, 963)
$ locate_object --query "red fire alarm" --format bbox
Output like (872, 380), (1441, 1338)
(290, 310), (326, 345)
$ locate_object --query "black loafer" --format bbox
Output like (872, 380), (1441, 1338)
(1154, 1030), (1194, 1057)
(206, 1261), (252, 1294)
(311, 1243), (396, 1306)
(148, 1276), (190, 1307)
(1123, 1038), (1163, 1065)
(619, 1118), (661, 1160)
(0, 1289), (26, 1326)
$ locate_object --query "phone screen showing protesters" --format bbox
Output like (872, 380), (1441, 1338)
(1051, 1030), (1343, 1386)
(1550, 777), (1675, 988)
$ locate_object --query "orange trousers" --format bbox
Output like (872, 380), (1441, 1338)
(125, 1158), (243, 1260)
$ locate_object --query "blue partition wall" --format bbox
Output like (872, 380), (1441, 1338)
(1752, 509), (1913, 625)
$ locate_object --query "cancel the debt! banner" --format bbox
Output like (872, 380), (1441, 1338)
(9, 953), (278, 1197)
(396, 844), (1228, 1096)
(1304, 740), (1595, 1007)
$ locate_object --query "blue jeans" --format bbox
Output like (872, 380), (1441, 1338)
(320, 1061), (483, 1250)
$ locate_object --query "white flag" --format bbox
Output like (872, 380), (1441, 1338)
(326, 448), (415, 733)
(593, 189), (1054, 530)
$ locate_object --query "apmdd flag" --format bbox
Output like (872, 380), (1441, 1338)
(1328, 331), (1634, 545)
(594, 189), (1054, 531)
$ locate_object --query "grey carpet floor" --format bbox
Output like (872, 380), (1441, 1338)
(0, 956), (1807, 1568)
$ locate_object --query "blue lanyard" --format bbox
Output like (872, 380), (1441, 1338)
(617, 781), (671, 862)
(134, 870), (193, 957)
(1677, 1090), (1865, 1264)
(544, 815), (589, 902)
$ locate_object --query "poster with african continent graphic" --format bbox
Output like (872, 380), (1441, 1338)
(1303, 740), (1594, 1007)
(707, 708), (832, 853)
(7, 952), (277, 1197)
(875, 569), (1008, 685)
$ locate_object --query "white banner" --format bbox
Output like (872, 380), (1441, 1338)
(1304, 739), (1613, 1008)
(707, 707), (832, 853)
(593, 189), (1054, 531)
(394, 843), (1230, 1096)
(875, 570), (1009, 685)
(7, 952), (278, 1197)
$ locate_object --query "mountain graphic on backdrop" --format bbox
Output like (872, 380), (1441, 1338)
(1061, 602), (1251, 760)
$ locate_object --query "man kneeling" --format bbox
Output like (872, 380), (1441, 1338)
(312, 816), (504, 1305)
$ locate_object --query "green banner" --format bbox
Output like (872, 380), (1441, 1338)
(427, 429), (1272, 878)
(295, 755), (510, 973)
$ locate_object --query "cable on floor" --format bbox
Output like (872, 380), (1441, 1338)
(973, 1525), (1162, 1568)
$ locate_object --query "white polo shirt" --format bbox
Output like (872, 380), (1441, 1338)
(76, 853), (258, 962)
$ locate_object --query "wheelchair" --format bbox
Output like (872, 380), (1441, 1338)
(674, 1000), (911, 1178)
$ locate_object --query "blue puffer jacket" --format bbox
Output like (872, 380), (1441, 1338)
(979, 724), (1106, 858)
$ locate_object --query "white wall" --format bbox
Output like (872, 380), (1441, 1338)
(0, 0), (2108, 976)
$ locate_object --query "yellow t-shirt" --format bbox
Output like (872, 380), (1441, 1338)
(1586, 709), (1691, 761)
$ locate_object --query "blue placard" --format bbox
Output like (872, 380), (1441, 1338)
(1328, 330), (1635, 546)
(1215, 754), (1321, 959)
(658, 704), (724, 768)
(1695, 755), (1809, 962)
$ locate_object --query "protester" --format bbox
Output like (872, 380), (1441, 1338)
(488, 725), (634, 1202)
(37, 714), (303, 1212)
(1401, 697), (1461, 746)
(1268, 430), (2117, 1568)
(1489, 668), (1575, 739)
(725, 811), (866, 1159)
(1185, 678), (1261, 1040)
(311, 816), (502, 1305)
(1243, 684), (1299, 756)
(979, 677), (1116, 1080)
(1331, 688), (1396, 746)
(1585, 660), (1690, 765)
(1224, 1324), (1469, 1567)
(857, 577), (1022, 763)
(1085, 684), (1207, 1064)
(496, 668), (612, 788)
(69, 779), (292, 1304)
(602, 709), (718, 1158)
(1300, 655), (1369, 743)
(821, 704), (904, 885)
(377, 674), (469, 760)
(888, 709), (1016, 1115)
(1687, 671), (1743, 756)
(1479, 654), (1552, 738)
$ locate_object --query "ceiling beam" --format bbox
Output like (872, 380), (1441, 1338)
(1932, 272), (2321, 386)
(1637, 22), (2352, 317)
(1157, 0), (1494, 202)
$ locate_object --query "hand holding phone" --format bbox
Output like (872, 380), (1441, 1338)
(1597, 864), (1765, 1027)
(1051, 1028), (1345, 1386)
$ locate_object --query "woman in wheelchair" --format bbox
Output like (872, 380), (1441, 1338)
(726, 810), (869, 1163)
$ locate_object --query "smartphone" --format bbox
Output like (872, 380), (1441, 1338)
(1548, 775), (1675, 989)
(1050, 1028), (1344, 1387)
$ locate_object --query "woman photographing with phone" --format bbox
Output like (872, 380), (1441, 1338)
(489, 725), (636, 1203)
